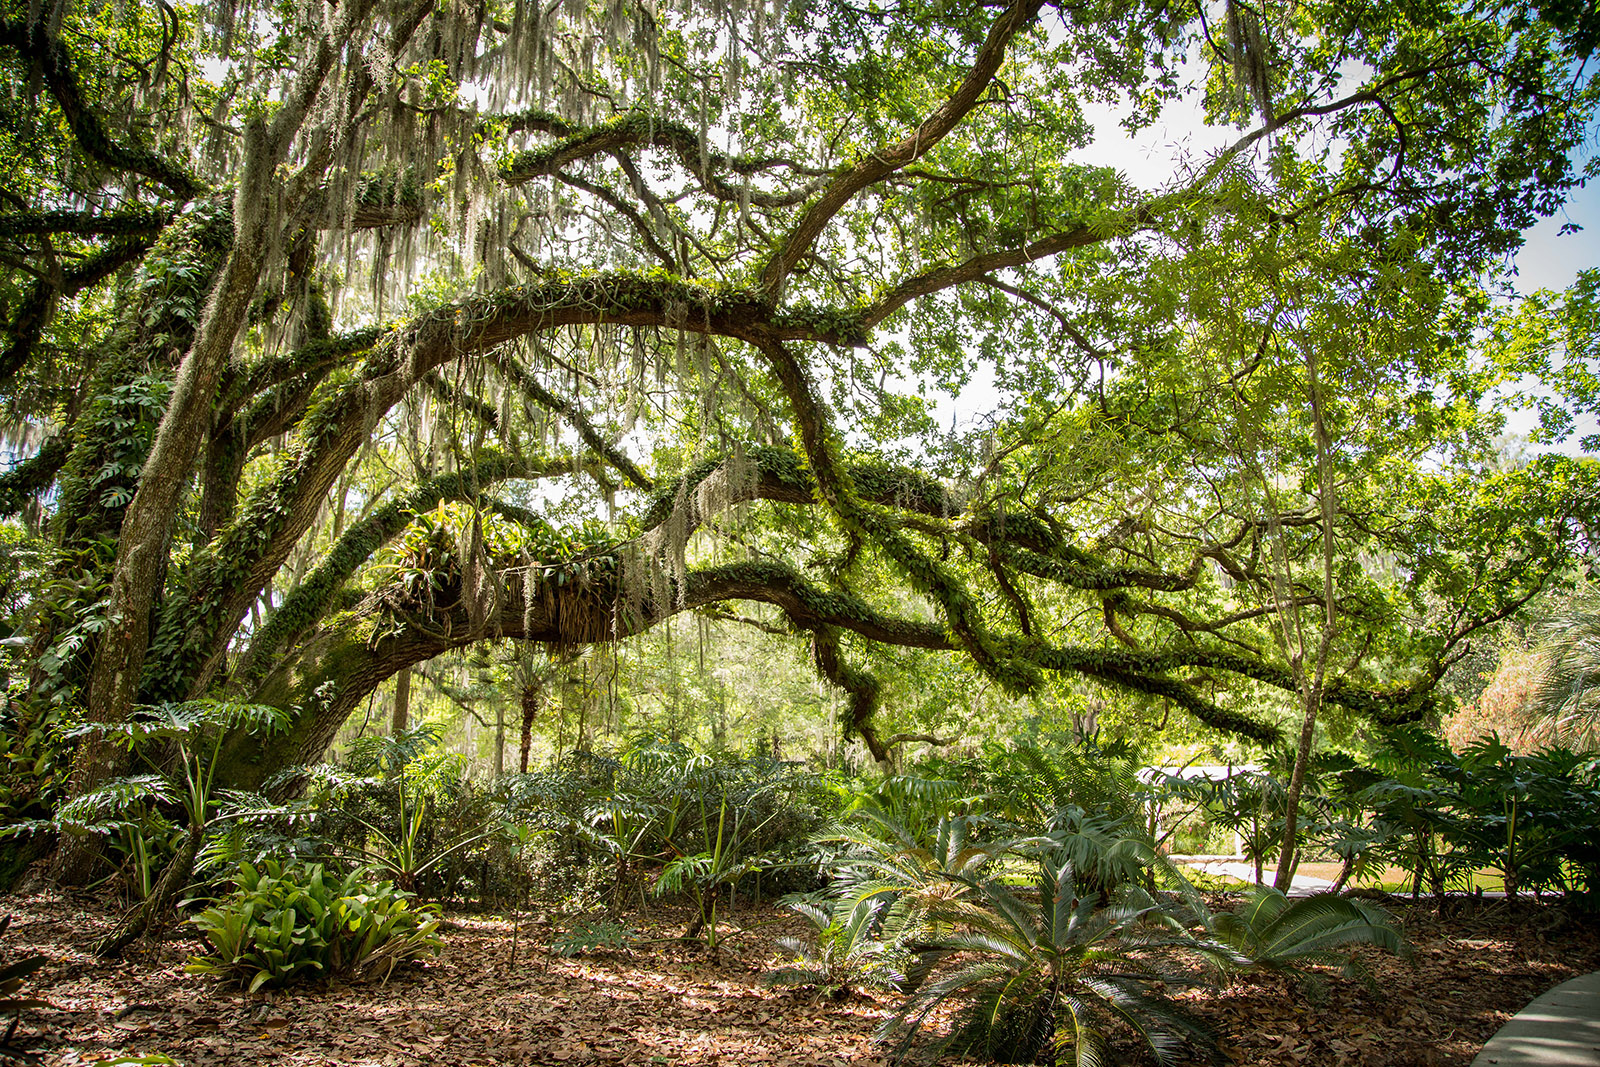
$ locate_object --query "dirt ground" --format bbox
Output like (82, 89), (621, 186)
(2, 891), (1597, 1066)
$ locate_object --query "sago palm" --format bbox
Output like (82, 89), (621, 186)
(1208, 885), (1409, 992)
(880, 859), (1226, 1066)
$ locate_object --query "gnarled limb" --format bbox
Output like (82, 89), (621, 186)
(501, 111), (829, 208)
(0, 434), (70, 518)
(758, 0), (1046, 298)
(0, 17), (203, 199)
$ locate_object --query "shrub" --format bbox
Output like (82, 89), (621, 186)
(1434, 737), (1600, 898)
(495, 738), (842, 914)
(186, 859), (441, 991)
(295, 726), (498, 901)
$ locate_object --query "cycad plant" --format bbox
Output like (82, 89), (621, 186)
(1044, 804), (1195, 903)
(823, 805), (1022, 947)
(993, 740), (1147, 830)
(867, 773), (975, 844)
(1529, 597), (1600, 749)
(765, 895), (908, 997)
(1208, 885), (1409, 993)
(881, 860), (1226, 1066)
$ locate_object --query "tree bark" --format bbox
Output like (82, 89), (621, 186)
(1272, 351), (1340, 892)
(57, 176), (270, 882)
(391, 668), (411, 734)
(57, 0), (383, 880)
(519, 680), (542, 773)
(96, 823), (203, 958)
(494, 701), (506, 776)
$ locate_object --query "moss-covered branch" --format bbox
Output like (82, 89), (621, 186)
(857, 222), (1113, 331)
(221, 327), (381, 411)
(1, 235), (157, 381)
(424, 372), (500, 432)
(0, 434), (70, 517)
(754, 334), (1039, 692)
(0, 17), (203, 199)
(0, 206), (174, 239)
(552, 168), (679, 270)
(221, 541), (1450, 788)
(637, 444), (954, 534)
(234, 451), (565, 689)
(500, 111), (828, 208)
(808, 625), (889, 762)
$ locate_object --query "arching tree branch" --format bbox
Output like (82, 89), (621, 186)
(758, 0), (1046, 298)
(0, 17), (203, 199)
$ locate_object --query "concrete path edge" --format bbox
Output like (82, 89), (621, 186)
(1469, 971), (1600, 1067)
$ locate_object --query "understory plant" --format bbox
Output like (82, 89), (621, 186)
(1208, 885), (1410, 993)
(790, 778), (1413, 1066)
(881, 859), (1227, 1066)
(186, 858), (442, 991)
(300, 725), (498, 896)
(765, 895), (908, 997)
(550, 917), (636, 957)
(1350, 727), (1600, 900)
(7, 699), (290, 956)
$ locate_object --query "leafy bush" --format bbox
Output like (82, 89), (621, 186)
(293, 725), (498, 900)
(1432, 736), (1600, 898)
(6, 699), (292, 957)
(1353, 727), (1600, 900)
(186, 859), (441, 991)
(499, 737), (841, 914)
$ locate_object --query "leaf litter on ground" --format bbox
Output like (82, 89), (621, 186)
(2, 891), (1597, 1066)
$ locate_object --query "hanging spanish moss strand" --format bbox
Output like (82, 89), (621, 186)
(1225, 0), (1273, 124)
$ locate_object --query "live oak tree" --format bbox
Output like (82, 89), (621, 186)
(1, 0), (1596, 880)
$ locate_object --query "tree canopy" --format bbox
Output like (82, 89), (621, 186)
(0, 0), (1597, 849)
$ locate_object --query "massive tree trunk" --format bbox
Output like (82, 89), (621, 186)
(57, 1), (383, 881)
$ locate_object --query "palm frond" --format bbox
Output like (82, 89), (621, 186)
(1056, 994), (1111, 1067)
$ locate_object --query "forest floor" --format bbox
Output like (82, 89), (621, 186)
(3, 890), (1598, 1067)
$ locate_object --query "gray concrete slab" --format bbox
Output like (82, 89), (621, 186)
(1471, 971), (1600, 1067)
(1178, 859), (1335, 896)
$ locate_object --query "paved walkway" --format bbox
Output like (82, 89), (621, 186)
(1178, 859), (1335, 896)
(1470, 971), (1600, 1067)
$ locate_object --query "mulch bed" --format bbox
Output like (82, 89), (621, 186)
(2, 891), (1596, 1066)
